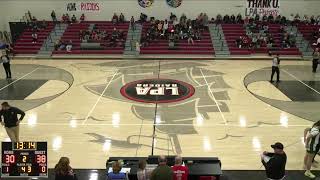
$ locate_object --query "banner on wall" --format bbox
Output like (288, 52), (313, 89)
(138, 0), (154, 8)
(167, 0), (182, 8)
(245, 0), (280, 17)
(66, 2), (100, 12)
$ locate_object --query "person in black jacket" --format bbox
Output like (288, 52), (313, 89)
(55, 157), (78, 180)
(1, 55), (11, 79)
(261, 142), (287, 180)
(0, 102), (25, 142)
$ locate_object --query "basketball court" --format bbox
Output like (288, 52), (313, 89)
(0, 58), (318, 170)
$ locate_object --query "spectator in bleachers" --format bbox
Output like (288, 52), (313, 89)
(187, 27), (194, 45)
(31, 31), (37, 44)
(223, 14), (230, 23)
(40, 20), (47, 30)
(130, 16), (135, 31)
(267, 14), (274, 22)
(262, 15), (268, 22)
(66, 40), (73, 52)
(140, 13), (147, 23)
(303, 15), (309, 24)
(54, 157), (78, 180)
(236, 14), (243, 24)
(119, 13), (125, 23)
(137, 160), (150, 180)
(310, 15), (316, 25)
(71, 15), (77, 24)
(66, 14), (71, 23)
(163, 19), (169, 36)
(254, 14), (260, 21)
(62, 14), (66, 22)
(112, 13), (119, 25)
(80, 14), (85, 22)
(172, 155), (189, 180)
(170, 12), (177, 22)
(107, 161), (128, 180)
(150, 156), (173, 180)
(54, 40), (61, 51)
(203, 13), (209, 27)
(230, 14), (236, 24)
(180, 13), (187, 24)
(51, 10), (57, 22)
(216, 14), (222, 24)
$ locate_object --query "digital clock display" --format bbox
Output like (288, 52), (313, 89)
(1, 142), (48, 177)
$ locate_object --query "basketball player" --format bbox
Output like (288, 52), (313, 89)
(303, 120), (320, 178)
(270, 54), (280, 83)
(0, 102), (25, 142)
(312, 48), (319, 73)
(1, 54), (11, 79)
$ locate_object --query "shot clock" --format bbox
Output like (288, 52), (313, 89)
(1, 142), (48, 177)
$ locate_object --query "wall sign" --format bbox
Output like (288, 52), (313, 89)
(167, 0), (182, 8)
(120, 79), (195, 103)
(66, 2), (100, 12)
(138, 0), (154, 8)
(245, 0), (280, 17)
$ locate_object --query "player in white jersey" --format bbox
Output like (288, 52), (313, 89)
(304, 121), (320, 178)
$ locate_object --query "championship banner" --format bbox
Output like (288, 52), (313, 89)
(66, 2), (100, 12)
(245, 0), (280, 17)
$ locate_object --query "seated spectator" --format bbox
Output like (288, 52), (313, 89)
(59, 41), (67, 50)
(275, 15), (281, 24)
(62, 14), (66, 22)
(310, 15), (316, 25)
(172, 156), (189, 180)
(80, 14), (85, 22)
(187, 27), (194, 45)
(71, 15), (77, 23)
(163, 19), (168, 35)
(119, 13), (125, 23)
(137, 160), (151, 180)
(280, 16), (286, 25)
(107, 161), (128, 180)
(203, 13), (209, 27)
(254, 14), (260, 21)
(180, 13), (187, 24)
(31, 32), (37, 44)
(66, 40), (73, 52)
(54, 40), (61, 51)
(40, 20), (47, 29)
(294, 13), (301, 22)
(230, 14), (236, 23)
(112, 13), (119, 25)
(303, 15), (309, 24)
(268, 14), (274, 22)
(140, 13), (147, 23)
(216, 14), (222, 24)
(170, 12), (177, 22)
(223, 14), (230, 23)
(54, 157), (78, 180)
(261, 142), (286, 180)
(262, 15), (268, 22)
(65, 14), (71, 23)
(150, 156), (173, 180)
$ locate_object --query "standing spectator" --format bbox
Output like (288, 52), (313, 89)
(312, 48), (320, 73)
(119, 13), (125, 23)
(261, 142), (287, 180)
(71, 15), (77, 23)
(187, 28), (194, 45)
(130, 16), (135, 31)
(1, 55), (11, 79)
(150, 156), (173, 180)
(62, 14), (66, 22)
(32, 31), (38, 44)
(163, 19), (168, 36)
(203, 13), (209, 27)
(107, 161), (128, 180)
(172, 156), (189, 180)
(0, 102), (25, 142)
(270, 54), (280, 83)
(51, 10), (57, 22)
(112, 13), (119, 25)
(137, 160), (151, 180)
(80, 14), (85, 22)
(304, 121), (320, 178)
(54, 157), (78, 180)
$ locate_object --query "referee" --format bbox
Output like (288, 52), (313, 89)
(0, 102), (25, 142)
(270, 54), (280, 83)
(312, 48), (319, 73)
(1, 55), (11, 79)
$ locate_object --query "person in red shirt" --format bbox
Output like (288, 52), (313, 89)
(80, 14), (85, 22)
(172, 156), (189, 180)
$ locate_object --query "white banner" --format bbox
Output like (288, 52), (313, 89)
(245, 0), (280, 17)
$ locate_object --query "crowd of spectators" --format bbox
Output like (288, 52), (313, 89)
(79, 27), (126, 47)
(54, 40), (73, 52)
(140, 13), (208, 47)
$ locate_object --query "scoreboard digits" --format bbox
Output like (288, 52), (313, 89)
(1, 142), (48, 177)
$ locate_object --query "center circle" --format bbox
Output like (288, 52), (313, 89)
(120, 78), (195, 103)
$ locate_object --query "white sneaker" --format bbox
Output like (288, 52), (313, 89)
(305, 170), (316, 178)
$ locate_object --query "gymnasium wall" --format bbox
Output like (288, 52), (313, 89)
(0, 0), (319, 31)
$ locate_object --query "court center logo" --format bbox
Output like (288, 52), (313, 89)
(120, 79), (195, 103)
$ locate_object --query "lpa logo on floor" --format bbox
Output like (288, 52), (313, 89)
(120, 79), (195, 103)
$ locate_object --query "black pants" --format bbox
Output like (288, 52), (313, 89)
(271, 66), (280, 82)
(3, 63), (11, 78)
(313, 59), (319, 73)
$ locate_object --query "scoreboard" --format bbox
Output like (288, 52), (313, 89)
(1, 142), (48, 177)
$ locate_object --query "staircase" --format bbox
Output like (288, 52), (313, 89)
(36, 23), (68, 58)
(285, 25), (313, 57)
(123, 23), (142, 56)
(209, 24), (230, 57)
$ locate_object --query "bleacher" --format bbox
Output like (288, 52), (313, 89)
(53, 21), (129, 55)
(297, 23), (320, 50)
(140, 22), (215, 55)
(222, 24), (251, 55)
(13, 22), (54, 54)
